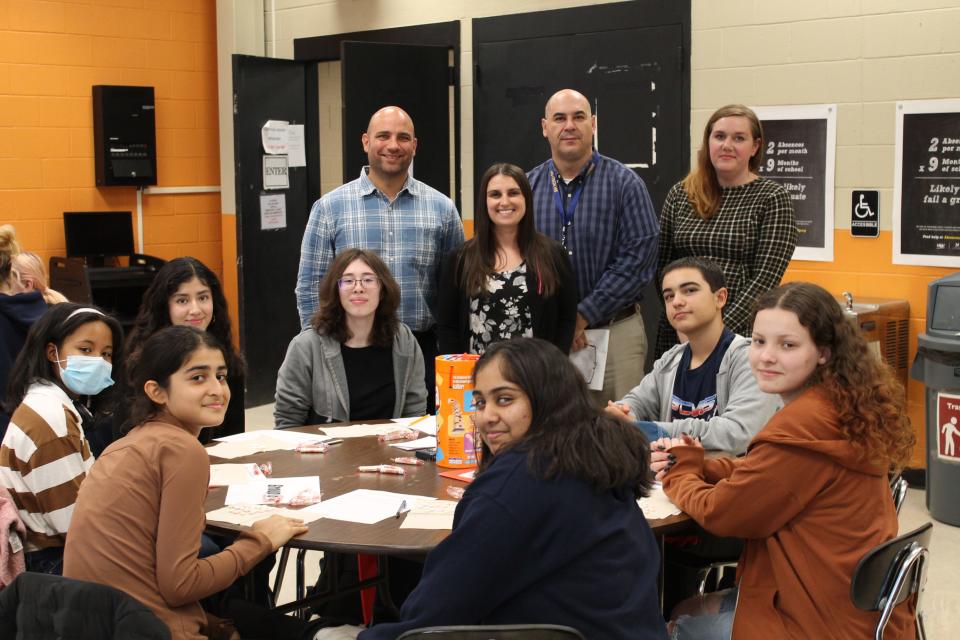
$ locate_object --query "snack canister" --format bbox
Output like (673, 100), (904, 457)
(435, 354), (480, 468)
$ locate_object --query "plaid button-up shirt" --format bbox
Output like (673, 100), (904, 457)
(295, 168), (464, 331)
(529, 154), (659, 326)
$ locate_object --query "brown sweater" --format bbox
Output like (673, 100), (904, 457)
(663, 386), (914, 639)
(63, 421), (272, 640)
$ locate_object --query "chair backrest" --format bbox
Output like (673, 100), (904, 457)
(397, 624), (586, 640)
(850, 522), (932, 612)
(0, 572), (171, 640)
(49, 256), (93, 304)
(889, 475), (909, 514)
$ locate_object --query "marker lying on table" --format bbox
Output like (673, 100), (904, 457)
(396, 499), (407, 519)
(357, 464), (406, 476)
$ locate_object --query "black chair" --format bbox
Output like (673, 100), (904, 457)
(890, 474), (909, 514)
(397, 625), (585, 640)
(0, 572), (170, 639)
(850, 522), (932, 640)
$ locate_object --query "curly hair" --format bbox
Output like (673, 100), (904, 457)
(683, 104), (764, 220)
(752, 282), (915, 471)
(310, 248), (400, 348)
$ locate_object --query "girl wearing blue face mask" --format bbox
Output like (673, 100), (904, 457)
(0, 303), (122, 575)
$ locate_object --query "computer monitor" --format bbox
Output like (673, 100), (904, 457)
(927, 272), (960, 336)
(64, 211), (134, 266)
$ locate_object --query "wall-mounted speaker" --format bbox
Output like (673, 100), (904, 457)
(93, 85), (157, 187)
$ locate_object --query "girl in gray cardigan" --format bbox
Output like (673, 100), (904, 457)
(274, 249), (426, 427)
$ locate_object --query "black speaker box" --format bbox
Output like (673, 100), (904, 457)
(93, 85), (157, 187)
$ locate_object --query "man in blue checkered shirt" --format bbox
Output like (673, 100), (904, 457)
(528, 89), (660, 403)
(295, 106), (464, 409)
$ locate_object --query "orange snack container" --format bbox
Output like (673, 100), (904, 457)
(435, 354), (480, 468)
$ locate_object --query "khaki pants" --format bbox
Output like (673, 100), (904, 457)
(592, 309), (647, 405)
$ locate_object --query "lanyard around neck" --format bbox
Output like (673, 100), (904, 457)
(549, 152), (599, 248)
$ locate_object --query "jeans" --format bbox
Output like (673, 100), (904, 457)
(671, 587), (737, 640)
(25, 546), (64, 576)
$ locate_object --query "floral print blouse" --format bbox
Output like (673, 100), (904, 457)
(468, 263), (534, 354)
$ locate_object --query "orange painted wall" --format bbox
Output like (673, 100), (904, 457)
(784, 231), (952, 468)
(0, 0), (223, 277)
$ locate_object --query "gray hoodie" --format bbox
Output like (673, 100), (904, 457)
(619, 334), (780, 453)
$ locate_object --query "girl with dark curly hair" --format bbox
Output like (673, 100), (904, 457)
(657, 282), (915, 639)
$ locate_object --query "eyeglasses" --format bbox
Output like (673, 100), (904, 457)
(338, 276), (379, 290)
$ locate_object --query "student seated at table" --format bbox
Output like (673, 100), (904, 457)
(275, 248), (427, 428)
(64, 326), (309, 640)
(349, 337), (667, 639)
(0, 304), (122, 575)
(657, 282), (916, 639)
(121, 256), (245, 442)
(606, 257), (779, 455)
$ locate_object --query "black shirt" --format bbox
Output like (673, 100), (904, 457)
(671, 329), (736, 422)
(341, 343), (395, 421)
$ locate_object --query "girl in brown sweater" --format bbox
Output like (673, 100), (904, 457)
(64, 327), (308, 640)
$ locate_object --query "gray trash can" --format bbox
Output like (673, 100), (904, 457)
(910, 272), (960, 527)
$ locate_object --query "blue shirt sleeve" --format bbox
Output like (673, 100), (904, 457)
(295, 198), (334, 329)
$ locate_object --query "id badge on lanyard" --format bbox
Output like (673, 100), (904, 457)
(549, 152), (598, 251)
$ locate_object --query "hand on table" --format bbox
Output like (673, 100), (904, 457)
(649, 434), (702, 481)
(251, 514), (309, 551)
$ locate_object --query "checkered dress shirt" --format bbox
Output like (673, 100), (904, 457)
(295, 168), (464, 331)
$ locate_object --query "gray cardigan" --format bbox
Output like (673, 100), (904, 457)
(274, 323), (427, 428)
(619, 334), (780, 454)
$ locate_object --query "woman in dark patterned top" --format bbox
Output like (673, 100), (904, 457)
(656, 104), (797, 357)
(437, 163), (577, 355)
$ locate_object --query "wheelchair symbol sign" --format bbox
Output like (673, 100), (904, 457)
(850, 190), (880, 238)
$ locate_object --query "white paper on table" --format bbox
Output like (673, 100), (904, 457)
(225, 476), (321, 506)
(569, 328), (609, 391)
(206, 503), (326, 527)
(391, 436), (437, 451)
(208, 432), (332, 459)
(318, 423), (406, 439)
(286, 124), (306, 167)
(399, 499), (458, 530)
(637, 484), (681, 519)
(302, 489), (434, 525)
(390, 415), (437, 436)
(209, 463), (264, 487)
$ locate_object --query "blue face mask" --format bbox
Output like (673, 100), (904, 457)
(55, 348), (115, 396)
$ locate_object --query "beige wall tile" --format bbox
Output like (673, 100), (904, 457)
(790, 18), (861, 63)
(863, 13), (942, 58)
(722, 24), (792, 67)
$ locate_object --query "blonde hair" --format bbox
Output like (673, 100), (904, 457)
(682, 104), (764, 220)
(0, 224), (22, 287)
(14, 252), (68, 304)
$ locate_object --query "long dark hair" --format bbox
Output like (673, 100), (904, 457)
(460, 163), (561, 297)
(751, 283), (914, 470)
(310, 248), (400, 348)
(473, 337), (653, 498)
(4, 303), (124, 412)
(683, 104), (764, 220)
(126, 257), (234, 354)
(126, 326), (227, 430)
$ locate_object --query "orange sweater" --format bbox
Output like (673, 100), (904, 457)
(63, 421), (271, 640)
(663, 386), (913, 639)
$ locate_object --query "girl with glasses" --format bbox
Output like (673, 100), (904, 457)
(274, 248), (426, 427)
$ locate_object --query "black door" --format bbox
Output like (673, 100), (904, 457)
(233, 54), (316, 406)
(341, 41), (452, 196)
(474, 25), (684, 210)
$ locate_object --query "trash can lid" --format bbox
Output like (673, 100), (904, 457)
(918, 332), (960, 352)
